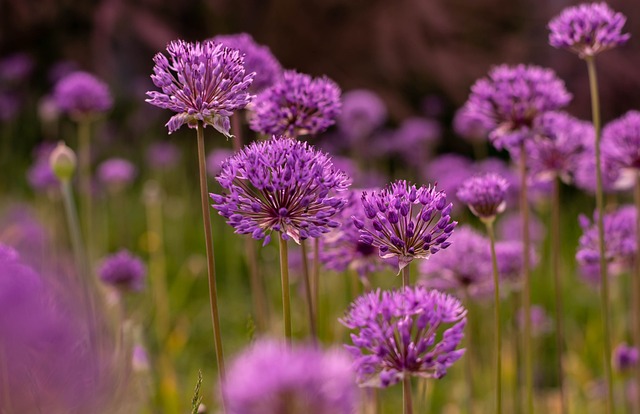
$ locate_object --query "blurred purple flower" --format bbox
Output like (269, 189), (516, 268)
(457, 173), (509, 220)
(517, 305), (552, 337)
(464, 64), (571, 152)
(548, 2), (630, 58)
(222, 339), (358, 414)
(613, 343), (639, 372)
(146, 40), (255, 136)
(337, 89), (387, 139)
(53, 71), (113, 120)
(495, 239), (537, 289)
(206, 148), (234, 177)
(98, 249), (147, 292)
(354, 180), (456, 272)
(424, 154), (473, 202)
(145, 141), (181, 170)
(211, 137), (351, 245)
(602, 110), (640, 186)
(249, 70), (341, 137)
(0, 53), (33, 84)
(0, 91), (22, 121)
(388, 117), (441, 167)
(27, 142), (59, 192)
(211, 33), (282, 93)
(453, 105), (492, 143)
(340, 286), (466, 386)
(97, 158), (137, 190)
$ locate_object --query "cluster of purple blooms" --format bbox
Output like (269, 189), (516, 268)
(98, 249), (147, 292)
(337, 89), (387, 140)
(602, 110), (640, 185)
(340, 286), (467, 386)
(97, 158), (137, 190)
(456, 172), (509, 221)
(53, 71), (113, 120)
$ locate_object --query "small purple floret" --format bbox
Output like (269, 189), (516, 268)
(457, 173), (509, 220)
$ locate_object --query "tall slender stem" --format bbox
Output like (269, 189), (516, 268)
(586, 56), (614, 414)
(78, 119), (93, 264)
(633, 172), (640, 413)
(402, 266), (410, 288)
(485, 218), (502, 414)
(196, 122), (226, 383)
(403, 376), (414, 414)
(279, 237), (292, 341)
(231, 112), (243, 152)
(61, 179), (89, 283)
(300, 241), (317, 340)
(551, 177), (567, 414)
(463, 288), (475, 414)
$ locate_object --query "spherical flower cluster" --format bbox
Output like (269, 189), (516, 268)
(249, 70), (341, 137)
(386, 117), (441, 167)
(353, 180), (456, 272)
(613, 343), (639, 372)
(211, 33), (282, 92)
(98, 249), (147, 292)
(457, 173), (509, 221)
(53, 71), (113, 120)
(494, 239), (536, 288)
(548, 2), (630, 58)
(146, 141), (181, 170)
(576, 205), (637, 275)
(340, 286), (466, 387)
(602, 111), (640, 180)
(211, 137), (351, 245)
(527, 111), (592, 183)
(97, 158), (137, 190)
(146, 39), (255, 136)
(337, 89), (387, 139)
(222, 339), (358, 414)
(453, 105), (493, 143)
(464, 64), (572, 151)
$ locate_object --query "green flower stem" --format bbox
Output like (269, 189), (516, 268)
(634, 172), (640, 413)
(279, 236), (292, 341)
(463, 288), (475, 414)
(403, 376), (413, 414)
(585, 55), (614, 414)
(196, 122), (226, 384)
(300, 240), (317, 341)
(231, 112), (243, 152)
(519, 144), (533, 414)
(484, 218), (502, 414)
(551, 177), (567, 414)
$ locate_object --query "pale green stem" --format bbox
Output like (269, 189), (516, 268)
(485, 218), (502, 414)
(196, 122), (226, 385)
(403, 376), (414, 414)
(463, 288), (475, 414)
(300, 240), (317, 340)
(634, 172), (640, 413)
(586, 55), (614, 414)
(279, 237), (292, 341)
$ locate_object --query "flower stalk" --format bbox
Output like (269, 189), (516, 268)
(484, 217), (502, 414)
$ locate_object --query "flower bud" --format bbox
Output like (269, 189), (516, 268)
(49, 141), (76, 181)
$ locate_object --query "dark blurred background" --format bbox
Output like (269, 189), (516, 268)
(1, 0), (639, 128)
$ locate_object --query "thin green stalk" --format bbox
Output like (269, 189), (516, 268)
(633, 172), (640, 413)
(402, 266), (410, 288)
(61, 179), (89, 282)
(485, 218), (502, 414)
(403, 376), (413, 414)
(231, 112), (243, 152)
(551, 177), (567, 414)
(300, 240), (317, 341)
(586, 55), (614, 414)
(519, 145), (533, 414)
(78, 119), (93, 263)
(463, 288), (475, 414)
(196, 122), (226, 384)
(279, 237), (292, 341)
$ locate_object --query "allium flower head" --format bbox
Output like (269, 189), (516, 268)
(146, 141), (181, 170)
(457, 173), (509, 221)
(222, 339), (358, 414)
(98, 249), (147, 291)
(613, 343), (639, 372)
(576, 205), (636, 273)
(340, 286), (467, 387)
(97, 158), (137, 190)
(249, 70), (341, 137)
(495, 239), (537, 289)
(602, 111), (640, 178)
(464, 64), (572, 151)
(211, 137), (351, 245)
(548, 2), (630, 58)
(211, 33), (282, 92)
(53, 71), (113, 120)
(453, 105), (492, 143)
(146, 39), (255, 136)
(354, 180), (456, 272)
(338, 89), (387, 139)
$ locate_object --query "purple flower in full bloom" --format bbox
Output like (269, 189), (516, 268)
(457, 173), (509, 221)
(337, 89), (387, 139)
(354, 180), (456, 272)
(249, 70), (341, 137)
(211, 33), (282, 93)
(222, 339), (358, 414)
(146, 40), (255, 136)
(613, 343), (639, 372)
(53, 71), (113, 120)
(211, 137), (351, 245)
(97, 158), (137, 190)
(602, 111), (640, 185)
(548, 2), (630, 58)
(145, 141), (181, 170)
(340, 286), (467, 387)
(98, 249), (147, 291)
(463, 64), (572, 151)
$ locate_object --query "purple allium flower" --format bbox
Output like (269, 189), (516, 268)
(211, 137), (351, 245)
(97, 158), (137, 190)
(495, 239), (537, 289)
(53, 71), (113, 120)
(424, 154), (474, 199)
(453, 105), (492, 143)
(206, 148), (234, 177)
(211, 33), (282, 93)
(464, 64), (572, 151)
(340, 286), (466, 386)
(338, 89), (387, 139)
(0, 53), (34, 84)
(613, 343), (639, 372)
(98, 249), (147, 291)
(320, 189), (395, 279)
(548, 2), (630, 58)
(145, 141), (181, 170)
(249, 70), (341, 137)
(27, 142), (59, 192)
(0, 91), (22, 121)
(602, 111), (640, 184)
(354, 180), (456, 272)
(576, 205), (637, 274)
(517, 305), (552, 337)
(457, 173), (509, 220)
(497, 211), (545, 245)
(526, 111), (592, 183)
(146, 39), (255, 136)
(388, 117), (441, 167)
(419, 226), (492, 297)
(222, 339), (358, 414)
